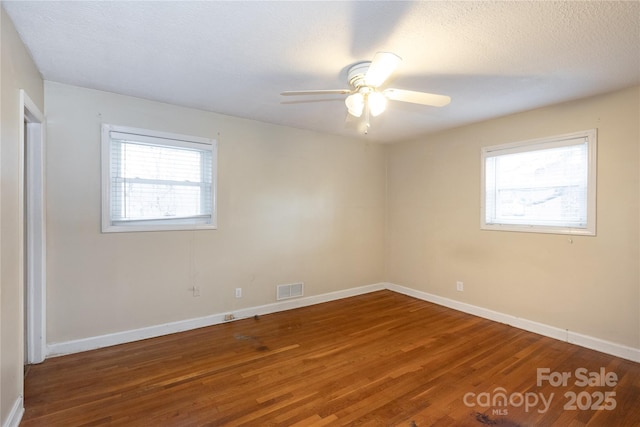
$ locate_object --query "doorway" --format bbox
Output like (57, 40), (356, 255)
(20, 89), (46, 365)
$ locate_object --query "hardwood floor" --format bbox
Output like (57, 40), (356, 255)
(22, 290), (640, 426)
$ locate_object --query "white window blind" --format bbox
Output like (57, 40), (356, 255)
(102, 124), (217, 232)
(481, 129), (596, 235)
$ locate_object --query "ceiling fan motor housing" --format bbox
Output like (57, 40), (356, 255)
(347, 62), (372, 88)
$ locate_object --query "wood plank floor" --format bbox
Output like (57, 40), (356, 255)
(22, 290), (640, 426)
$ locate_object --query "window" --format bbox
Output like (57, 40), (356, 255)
(481, 129), (596, 235)
(101, 124), (217, 232)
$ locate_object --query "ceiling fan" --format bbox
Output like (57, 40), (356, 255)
(281, 52), (451, 134)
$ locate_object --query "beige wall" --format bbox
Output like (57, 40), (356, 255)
(42, 83), (640, 352)
(387, 86), (640, 349)
(44, 81), (386, 344)
(0, 5), (44, 425)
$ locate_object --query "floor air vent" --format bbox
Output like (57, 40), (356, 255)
(277, 282), (304, 301)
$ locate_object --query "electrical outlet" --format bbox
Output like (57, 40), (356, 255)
(235, 288), (242, 298)
(456, 281), (464, 292)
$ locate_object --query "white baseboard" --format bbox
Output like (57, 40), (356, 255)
(568, 330), (640, 363)
(2, 396), (24, 427)
(47, 282), (640, 363)
(47, 283), (386, 357)
(385, 282), (640, 363)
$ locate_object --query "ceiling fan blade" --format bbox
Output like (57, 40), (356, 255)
(281, 89), (352, 96)
(364, 52), (402, 87)
(384, 88), (451, 107)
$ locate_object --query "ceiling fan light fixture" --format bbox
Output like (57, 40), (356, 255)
(345, 93), (364, 117)
(281, 51), (451, 134)
(368, 91), (387, 117)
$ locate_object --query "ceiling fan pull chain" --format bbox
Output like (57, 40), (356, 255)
(363, 95), (371, 135)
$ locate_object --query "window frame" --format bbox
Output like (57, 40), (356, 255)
(101, 124), (218, 233)
(480, 129), (597, 236)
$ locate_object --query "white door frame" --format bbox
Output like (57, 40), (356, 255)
(20, 89), (46, 364)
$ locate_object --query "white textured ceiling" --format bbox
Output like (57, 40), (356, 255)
(4, 1), (640, 143)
